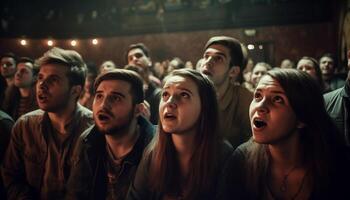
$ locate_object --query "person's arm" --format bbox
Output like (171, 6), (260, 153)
(126, 153), (152, 200)
(1, 120), (36, 200)
(0, 118), (14, 163)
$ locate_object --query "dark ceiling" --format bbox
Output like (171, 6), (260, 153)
(0, 0), (333, 39)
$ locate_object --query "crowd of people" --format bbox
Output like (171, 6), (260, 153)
(0, 35), (349, 200)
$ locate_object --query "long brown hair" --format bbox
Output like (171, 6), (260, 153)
(245, 69), (344, 198)
(146, 68), (220, 198)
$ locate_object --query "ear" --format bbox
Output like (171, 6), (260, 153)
(70, 85), (83, 99)
(135, 101), (151, 120)
(228, 66), (240, 81)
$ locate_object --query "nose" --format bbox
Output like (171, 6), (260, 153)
(37, 78), (49, 91)
(255, 98), (269, 114)
(165, 95), (178, 109)
(99, 96), (112, 110)
(202, 57), (214, 70)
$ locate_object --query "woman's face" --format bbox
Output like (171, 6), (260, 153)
(249, 75), (301, 144)
(297, 59), (317, 80)
(251, 64), (268, 87)
(159, 75), (201, 135)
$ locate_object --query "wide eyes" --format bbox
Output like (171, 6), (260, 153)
(203, 54), (224, 63)
(253, 91), (285, 104)
(95, 93), (121, 102)
(161, 90), (191, 101)
(272, 95), (284, 104)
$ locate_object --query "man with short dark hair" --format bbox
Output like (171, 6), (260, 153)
(66, 69), (155, 200)
(126, 43), (161, 124)
(0, 53), (17, 109)
(1, 47), (93, 199)
(320, 53), (345, 92)
(2, 57), (38, 120)
(198, 36), (252, 148)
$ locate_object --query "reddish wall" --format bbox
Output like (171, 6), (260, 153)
(0, 22), (336, 68)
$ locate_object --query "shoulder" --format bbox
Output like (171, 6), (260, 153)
(0, 110), (13, 122)
(15, 109), (44, 126)
(323, 87), (344, 108)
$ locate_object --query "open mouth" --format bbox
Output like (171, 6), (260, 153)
(97, 113), (111, 121)
(37, 93), (49, 101)
(164, 112), (176, 120)
(253, 118), (267, 128)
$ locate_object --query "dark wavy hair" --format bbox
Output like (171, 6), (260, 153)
(146, 68), (220, 199)
(245, 68), (344, 198)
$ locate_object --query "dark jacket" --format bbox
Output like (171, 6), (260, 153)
(66, 116), (155, 200)
(219, 141), (350, 200)
(0, 110), (14, 200)
(324, 83), (350, 145)
(1, 104), (93, 200)
(127, 140), (233, 200)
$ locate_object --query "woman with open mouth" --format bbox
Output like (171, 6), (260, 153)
(127, 68), (233, 200)
(219, 68), (350, 200)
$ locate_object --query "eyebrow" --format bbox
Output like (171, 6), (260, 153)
(205, 51), (227, 59)
(255, 88), (285, 95)
(95, 90), (126, 98)
(163, 86), (194, 95)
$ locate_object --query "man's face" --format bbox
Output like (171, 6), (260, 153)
(93, 79), (138, 135)
(127, 48), (151, 69)
(199, 44), (232, 87)
(14, 62), (35, 88)
(1, 57), (16, 78)
(36, 64), (73, 112)
(319, 56), (334, 76)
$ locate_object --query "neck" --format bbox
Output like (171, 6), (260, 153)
(322, 74), (332, 82)
(5, 77), (14, 86)
(105, 119), (139, 159)
(216, 76), (231, 99)
(48, 102), (77, 135)
(19, 87), (32, 97)
(268, 132), (303, 170)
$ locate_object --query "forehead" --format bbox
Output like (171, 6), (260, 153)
(39, 63), (69, 76)
(204, 44), (230, 57)
(1, 57), (15, 63)
(164, 75), (197, 90)
(297, 59), (314, 67)
(253, 64), (268, 72)
(128, 48), (146, 57)
(320, 56), (333, 62)
(256, 75), (284, 91)
(17, 62), (33, 70)
(97, 79), (131, 93)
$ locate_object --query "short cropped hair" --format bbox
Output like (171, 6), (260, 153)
(17, 57), (39, 76)
(125, 43), (150, 63)
(1, 52), (17, 62)
(36, 47), (87, 87)
(204, 36), (244, 69)
(94, 69), (144, 105)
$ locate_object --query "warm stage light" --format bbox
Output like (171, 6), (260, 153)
(20, 39), (27, 46)
(71, 40), (77, 46)
(47, 40), (53, 46)
(92, 39), (98, 45)
(247, 44), (255, 50)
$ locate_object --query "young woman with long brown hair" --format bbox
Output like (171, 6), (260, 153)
(127, 68), (233, 200)
(220, 68), (350, 200)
